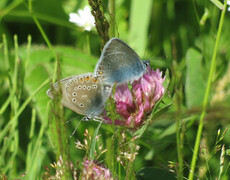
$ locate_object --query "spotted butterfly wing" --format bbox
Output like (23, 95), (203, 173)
(47, 73), (112, 119)
(94, 38), (148, 85)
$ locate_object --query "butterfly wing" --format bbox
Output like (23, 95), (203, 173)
(94, 38), (146, 85)
(47, 73), (112, 118)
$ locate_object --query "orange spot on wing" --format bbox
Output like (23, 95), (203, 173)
(92, 78), (98, 82)
(79, 77), (84, 82)
(85, 76), (90, 81)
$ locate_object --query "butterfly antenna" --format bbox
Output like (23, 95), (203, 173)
(70, 118), (84, 138)
(65, 117), (79, 124)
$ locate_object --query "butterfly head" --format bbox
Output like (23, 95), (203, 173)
(143, 60), (150, 67)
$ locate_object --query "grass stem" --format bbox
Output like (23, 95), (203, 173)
(188, 1), (227, 179)
(109, 0), (116, 37)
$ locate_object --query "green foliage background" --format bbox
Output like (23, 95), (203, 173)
(0, 0), (230, 179)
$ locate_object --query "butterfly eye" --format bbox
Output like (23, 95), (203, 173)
(143, 60), (150, 67)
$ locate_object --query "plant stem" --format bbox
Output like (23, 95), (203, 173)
(176, 88), (183, 180)
(109, 0), (116, 37)
(188, 1), (227, 179)
(0, 0), (24, 21)
(88, 0), (110, 46)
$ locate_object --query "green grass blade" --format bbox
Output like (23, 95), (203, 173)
(90, 121), (103, 160)
(129, 0), (152, 57)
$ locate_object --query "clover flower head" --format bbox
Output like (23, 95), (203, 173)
(105, 66), (165, 128)
(69, 6), (95, 31)
(82, 160), (114, 179)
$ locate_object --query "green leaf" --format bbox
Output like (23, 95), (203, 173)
(136, 167), (176, 180)
(0, 0), (8, 9)
(89, 121), (102, 160)
(25, 65), (49, 123)
(32, 0), (68, 19)
(129, 0), (152, 57)
(133, 120), (149, 138)
(210, 0), (224, 10)
(163, 69), (170, 92)
(185, 48), (205, 108)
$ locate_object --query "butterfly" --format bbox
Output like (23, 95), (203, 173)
(94, 37), (149, 85)
(47, 73), (112, 120)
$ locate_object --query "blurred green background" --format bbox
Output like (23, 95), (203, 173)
(0, 0), (230, 179)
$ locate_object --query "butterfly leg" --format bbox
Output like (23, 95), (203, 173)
(92, 116), (106, 123)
